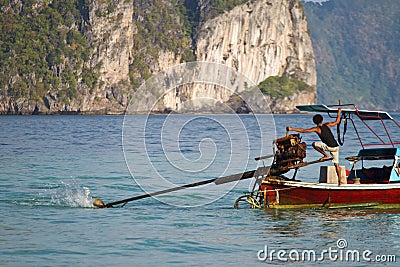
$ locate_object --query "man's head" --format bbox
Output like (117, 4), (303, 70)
(313, 114), (323, 125)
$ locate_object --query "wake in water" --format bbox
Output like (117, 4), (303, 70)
(48, 181), (94, 208)
(23, 180), (95, 208)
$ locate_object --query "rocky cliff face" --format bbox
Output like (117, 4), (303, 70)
(161, 0), (316, 113)
(40, 0), (137, 114)
(85, 0), (135, 112)
(0, 0), (316, 114)
(196, 0), (316, 86)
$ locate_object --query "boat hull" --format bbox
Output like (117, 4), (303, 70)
(260, 178), (400, 209)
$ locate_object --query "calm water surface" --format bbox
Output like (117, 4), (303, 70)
(1, 114), (400, 266)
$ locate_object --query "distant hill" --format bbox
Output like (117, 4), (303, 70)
(304, 0), (400, 111)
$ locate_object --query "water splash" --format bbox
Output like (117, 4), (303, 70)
(48, 181), (94, 208)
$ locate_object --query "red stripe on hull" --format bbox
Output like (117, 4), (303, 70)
(260, 182), (400, 207)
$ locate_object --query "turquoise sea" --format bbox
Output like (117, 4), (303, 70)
(1, 114), (400, 266)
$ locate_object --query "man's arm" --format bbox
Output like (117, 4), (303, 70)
(325, 108), (342, 127)
(287, 126), (318, 133)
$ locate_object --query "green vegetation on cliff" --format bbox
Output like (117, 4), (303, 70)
(304, 0), (400, 110)
(258, 76), (314, 98)
(201, 0), (250, 21)
(0, 0), (98, 104)
(129, 1), (196, 89)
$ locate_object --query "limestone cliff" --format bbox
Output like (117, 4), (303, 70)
(0, 0), (316, 114)
(196, 0), (316, 86)
(160, 0), (316, 113)
(85, 0), (135, 113)
(41, 0), (137, 114)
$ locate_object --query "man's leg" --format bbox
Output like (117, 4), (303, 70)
(312, 142), (330, 160)
(330, 147), (342, 185)
(334, 162), (342, 185)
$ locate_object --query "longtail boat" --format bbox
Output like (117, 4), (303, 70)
(94, 103), (400, 209)
(235, 104), (400, 209)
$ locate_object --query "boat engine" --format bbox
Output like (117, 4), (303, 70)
(270, 134), (307, 175)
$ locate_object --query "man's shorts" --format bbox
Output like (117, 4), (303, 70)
(313, 141), (339, 164)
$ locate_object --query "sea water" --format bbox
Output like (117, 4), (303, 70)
(1, 114), (400, 266)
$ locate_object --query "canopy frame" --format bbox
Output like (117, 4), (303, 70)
(296, 104), (400, 149)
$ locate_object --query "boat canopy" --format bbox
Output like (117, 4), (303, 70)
(356, 148), (399, 160)
(296, 104), (393, 120)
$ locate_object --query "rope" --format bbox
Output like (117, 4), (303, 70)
(256, 187), (295, 193)
(234, 187), (295, 209)
(337, 117), (348, 146)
